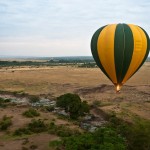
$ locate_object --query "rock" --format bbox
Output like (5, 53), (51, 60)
(89, 126), (97, 132)
(57, 110), (69, 116)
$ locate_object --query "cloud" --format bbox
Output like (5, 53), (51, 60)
(0, 0), (150, 56)
(0, 36), (90, 56)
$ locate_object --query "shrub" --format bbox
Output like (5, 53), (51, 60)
(0, 98), (11, 108)
(123, 120), (150, 150)
(14, 119), (47, 136)
(79, 101), (90, 115)
(14, 128), (31, 136)
(0, 115), (12, 130)
(56, 93), (90, 119)
(22, 108), (40, 118)
(13, 119), (80, 138)
(4, 98), (11, 103)
(49, 140), (62, 148)
(48, 122), (80, 137)
(49, 127), (126, 150)
(0, 98), (11, 103)
(108, 113), (150, 150)
(56, 126), (80, 137)
(27, 119), (47, 133)
(0, 97), (4, 103)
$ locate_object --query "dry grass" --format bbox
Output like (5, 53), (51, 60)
(0, 63), (150, 119)
(0, 63), (149, 149)
(0, 105), (80, 150)
(0, 63), (149, 95)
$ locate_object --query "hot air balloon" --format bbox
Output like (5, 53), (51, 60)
(91, 23), (150, 92)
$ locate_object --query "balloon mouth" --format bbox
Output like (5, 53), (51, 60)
(115, 84), (122, 93)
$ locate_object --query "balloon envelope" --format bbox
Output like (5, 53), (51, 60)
(91, 23), (150, 92)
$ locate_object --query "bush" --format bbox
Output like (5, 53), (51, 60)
(0, 98), (5, 103)
(56, 93), (90, 119)
(123, 120), (150, 150)
(49, 140), (62, 148)
(49, 127), (126, 150)
(0, 98), (11, 108)
(22, 108), (40, 118)
(0, 98), (11, 103)
(27, 119), (47, 133)
(29, 96), (40, 103)
(108, 113), (150, 150)
(14, 119), (47, 136)
(79, 101), (90, 115)
(0, 115), (12, 130)
(48, 122), (81, 137)
(4, 98), (11, 103)
(14, 128), (31, 136)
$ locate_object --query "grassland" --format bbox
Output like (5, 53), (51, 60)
(0, 62), (149, 119)
(0, 58), (149, 150)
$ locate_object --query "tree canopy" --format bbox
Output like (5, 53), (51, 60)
(56, 93), (89, 119)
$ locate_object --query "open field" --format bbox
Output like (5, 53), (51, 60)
(0, 105), (81, 150)
(0, 62), (149, 119)
(0, 62), (149, 149)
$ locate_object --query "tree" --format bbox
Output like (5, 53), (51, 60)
(79, 101), (90, 116)
(49, 127), (126, 150)
(56, 93), (89, 119)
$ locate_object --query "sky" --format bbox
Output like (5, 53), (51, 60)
(0, 0), (150, 57)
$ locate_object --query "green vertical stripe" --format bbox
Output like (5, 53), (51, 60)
(120, 24), (134, 83)
(114, 24), (134, 84)
(91, 25), (112, 81)
(138, 27), (150, 66)
(114, 24), (125, 84)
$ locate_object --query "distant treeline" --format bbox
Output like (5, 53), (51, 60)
(0, 56), (149, 67)
(0, 57), (97, 68)
(0, 61), (42, 67)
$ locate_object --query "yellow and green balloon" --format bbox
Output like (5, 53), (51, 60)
(91, 23), (150, 92)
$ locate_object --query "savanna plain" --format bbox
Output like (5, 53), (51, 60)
(0, 58), (149, 150)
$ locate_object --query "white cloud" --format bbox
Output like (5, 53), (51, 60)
(0, 0), (150, 56)
(0, 36), (90, 56)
